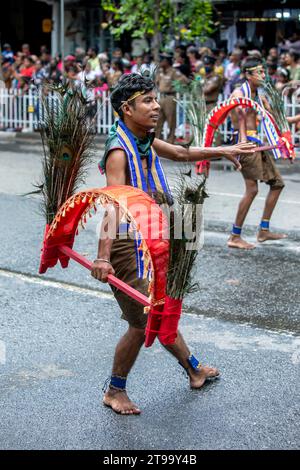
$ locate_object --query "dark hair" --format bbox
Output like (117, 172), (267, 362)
(242, 57), (263, 74)
(277, 67), (290, 80)
(110, 73), (155, 118)
(267, 62), (277, 72)
(112, 58), (124, 72)
(203, 55), (216, 65)
(287, 50), (299, 62)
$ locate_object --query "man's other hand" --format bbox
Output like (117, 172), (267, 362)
(222, 142), (256, 171)
(91, 260), (115, 283)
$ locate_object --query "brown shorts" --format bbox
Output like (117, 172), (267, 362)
(110, 236), (149, 330)
(240, 151), (285, 189)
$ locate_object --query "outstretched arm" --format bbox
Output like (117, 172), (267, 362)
(153, 138), (256, 171)
(230, 88), (247, 143)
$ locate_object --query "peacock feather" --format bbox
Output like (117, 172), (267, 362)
(262, 61), (290, 133)
(174, 78), (207, 147)
(153, 170), (208, 300)
(37, 81), (97, 224)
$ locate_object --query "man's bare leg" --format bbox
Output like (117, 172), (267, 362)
(162, 331), (220, 388)
(228, 179), (258, 250)
(103, 326), (145, 415)
(257, 187), (288, 242)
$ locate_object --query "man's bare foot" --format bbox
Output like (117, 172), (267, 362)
(189, 365), (220, 389)
(103, 388), (141, 415)
(227, 235), (256, 250)
(257, 230), (288, 243)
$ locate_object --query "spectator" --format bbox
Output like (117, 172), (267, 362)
(66, 66), (78, 82)
(1, 60), (13, 88)
(224, 48), (242, 97)
(173, 51), (192, 79)
(131, 54), (143, 74)
(32, 60), (48, 86)
(77, 59), (101, 82)
(285, 51), (300, 82)
(202, 56), (223, 112)
(275, 67), (290, 93)
(19, 56), (35, 79)
(18, 75), (31, 95)
(155, 53), (188, 143)
(247, 49), (262, 60)
(94, 76), (109, 98)
(87, 47), (100, 71)
(21, 43), (31, 57)
(267, 47), (278, 64)
(112, 47), (123, 59)
(267, 62), (278, 83)
(212, 49), (225, 79)
(1, 43), (14, 63)
(105, 58), (124, 88)
(48, 58), (62, 82)
(187, 46), (202, 73)
(74, 47), (86, 63)
(278, 52), (288, 68)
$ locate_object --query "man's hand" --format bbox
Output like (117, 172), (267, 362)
(221, 142), (256, 171)
(91, 260), (115, 283)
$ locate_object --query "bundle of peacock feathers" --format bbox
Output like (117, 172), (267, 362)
(262, 62), (290, 133)
(154, 171), (208, 300)
(174, 78), (207, 147)
(38, 81), (97, 224)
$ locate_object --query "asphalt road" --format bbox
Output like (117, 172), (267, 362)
(0, 137), (299, 450)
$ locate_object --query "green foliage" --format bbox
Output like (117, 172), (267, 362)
(101, 0), (214, 43)
(175, 0), (214, 41)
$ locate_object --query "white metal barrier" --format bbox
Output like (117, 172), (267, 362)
(0, 87), (299, 144)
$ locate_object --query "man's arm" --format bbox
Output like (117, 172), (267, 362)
(230, 88), (247, 142)
(153, 138), (256, 171)
(203, 76), (220, 95)
(91, 149), (127, 282)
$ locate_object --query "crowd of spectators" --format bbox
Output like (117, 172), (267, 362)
(1, 40), (300, 94)
(1, 38), (300, 135)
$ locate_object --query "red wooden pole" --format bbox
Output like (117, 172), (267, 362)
(59, 245), (151, 307)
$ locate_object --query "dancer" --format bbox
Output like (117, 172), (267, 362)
(227, 57), (288, 250)
(93, 73), (255, 415)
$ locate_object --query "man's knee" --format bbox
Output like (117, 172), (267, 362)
(269, 179), (285, 191)
(246, 184), (258, 199)
(128, 325), (146, 342)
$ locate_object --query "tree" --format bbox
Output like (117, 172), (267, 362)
(101, 0), (214, 61)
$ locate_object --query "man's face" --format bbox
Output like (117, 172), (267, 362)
(247, 66), (265, 87)
(123, 90), (160, 130)
(285, 53), (293, 65)
(269, 48), (277, 59)
(88, 48), (95, 58)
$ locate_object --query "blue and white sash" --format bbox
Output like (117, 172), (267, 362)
(117, 120), (172, 198)
(116, 120), (172, 279)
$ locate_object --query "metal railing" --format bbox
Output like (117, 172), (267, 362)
(0, 87), (299, 144)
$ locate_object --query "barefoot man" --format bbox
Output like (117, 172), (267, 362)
(228, 57), (288, 250)
(92, 73), (255, 415)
